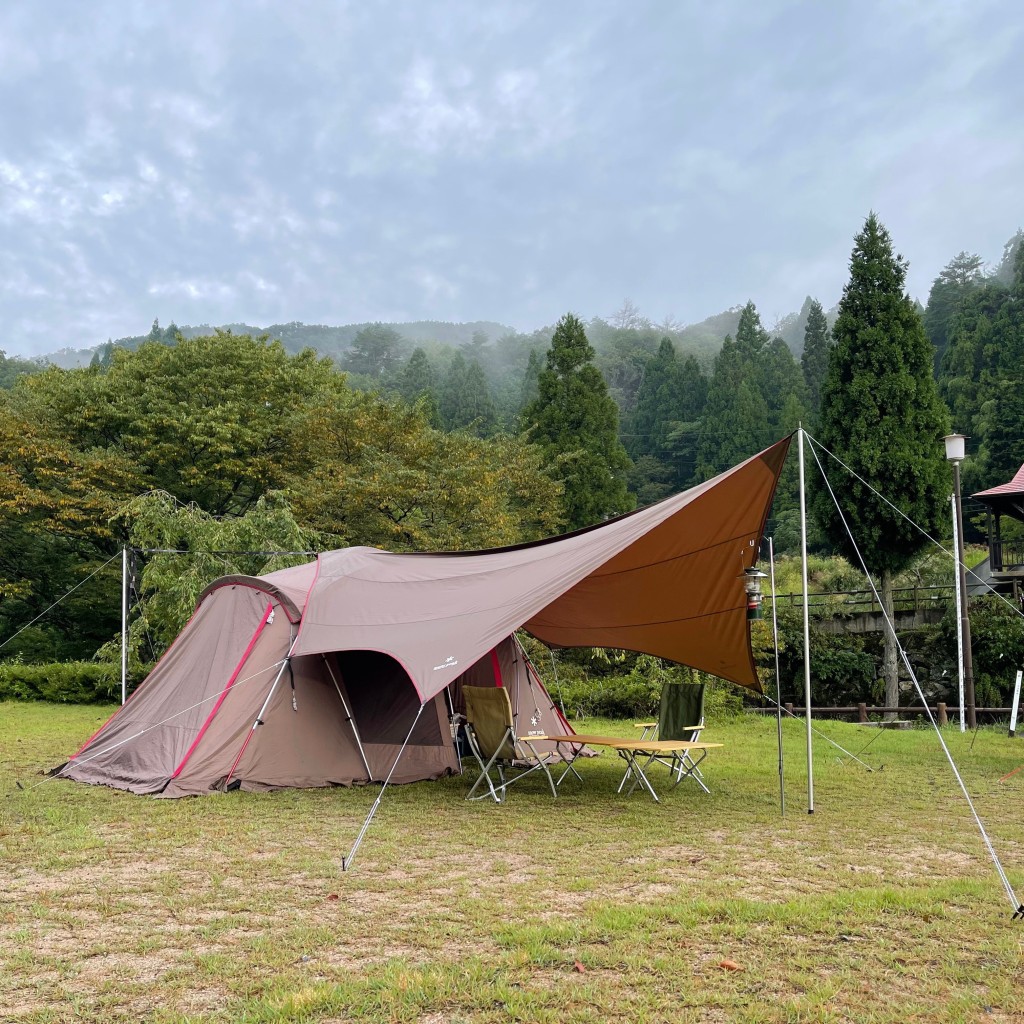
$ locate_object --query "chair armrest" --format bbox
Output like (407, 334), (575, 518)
(634, 722), (657, 729)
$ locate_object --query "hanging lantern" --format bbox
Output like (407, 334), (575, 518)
(741, 566), (769, 621)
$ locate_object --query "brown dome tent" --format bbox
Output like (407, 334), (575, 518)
(58, 437), (790, 796)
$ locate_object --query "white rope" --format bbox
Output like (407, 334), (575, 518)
(0, 550), (122, 652)
(805, 432), (1024, 621)
(16, 657), (288, 793)
(758, 693), (876, 772)
(810, 441), (1022, 916)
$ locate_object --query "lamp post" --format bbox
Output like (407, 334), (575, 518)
(944, 433), (976, 730)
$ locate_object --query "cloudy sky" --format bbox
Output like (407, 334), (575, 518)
(1, 0), (1021, 356)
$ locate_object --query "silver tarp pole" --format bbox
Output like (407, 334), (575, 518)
(121, 547), (129, 705)
(798, 427), (814, 814)
(769, 537), (785, 816)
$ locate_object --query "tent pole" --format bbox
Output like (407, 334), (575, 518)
(798, 427), (814, 814)
(223, 635), (297, 788)
(321, 654), (373, 781)
(768, 537), (785, 817)
(342, 701), (426, 872)
(120, 546), (129, 705)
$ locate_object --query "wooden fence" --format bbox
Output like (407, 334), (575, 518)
(753, 703), (1015, 725)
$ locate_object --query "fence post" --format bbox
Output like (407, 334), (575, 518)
(937, 702), (948, 726)
(785, 702), (794, 717)
(857, 703), (867, 724)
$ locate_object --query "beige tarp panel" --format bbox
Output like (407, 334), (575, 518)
(293, 438), (789, 699)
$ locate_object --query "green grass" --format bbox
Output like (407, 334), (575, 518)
(1, 702), (1023, 1022)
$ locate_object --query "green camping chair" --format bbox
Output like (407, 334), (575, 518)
(630, 681), (711, 793)
(463, 685), (558, 803)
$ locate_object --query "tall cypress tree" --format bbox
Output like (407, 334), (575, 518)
(521, 313), (632, 529)
(800, 299), (831, 416)
(694, 336), (770, 479)
(813, 214), (949, 713)
(398, 347), (437, 405)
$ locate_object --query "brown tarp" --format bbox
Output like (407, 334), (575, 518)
(294, 437), (790, 698)
(60, 437), (788, 796)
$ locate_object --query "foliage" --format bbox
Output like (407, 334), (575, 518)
(930, 596), (1024, 706)
(521, 313), (633, 530)
(112, 490), (319, 656)
(813, 213), (949, 579)
(341, 323), (407, 380)
(800, 298), (831, 416)
(923, 251), (985, 371)
(294, 392), (563, 551)
(0, 660), (117, 702)
(546, 654), (743, 720)
(0, 349), (42, 389)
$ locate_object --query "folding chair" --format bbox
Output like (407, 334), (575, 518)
(463, 685), (558, 802)
(631, 681), (711, 793)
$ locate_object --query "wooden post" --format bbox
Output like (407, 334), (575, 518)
(785, 702), (794, 717)
(937, 702), (948, 726)
(857, 703), (867, 724)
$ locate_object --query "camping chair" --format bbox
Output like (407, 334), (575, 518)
(630, 681), (711, 793)
(463, 685), (558, 802)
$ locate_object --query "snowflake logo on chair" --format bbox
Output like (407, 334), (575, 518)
(530, 709), (542, 727)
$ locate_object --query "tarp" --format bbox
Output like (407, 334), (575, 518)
(294, 436), (790, 697)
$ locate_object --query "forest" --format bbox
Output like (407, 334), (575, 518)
(1, 218), (1022, 708)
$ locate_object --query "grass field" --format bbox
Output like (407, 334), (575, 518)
(1, 702), (1023, 1023)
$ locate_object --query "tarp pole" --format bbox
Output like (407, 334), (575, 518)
(952, 494), (966, 733)
(322, 654), (373, 781)
(798, 427), (814, 814)
(1009, 669), (1022, 739)
(769, 537), (785, 817)
(121, 546), (129, 706)
(342, 701), (426, 872)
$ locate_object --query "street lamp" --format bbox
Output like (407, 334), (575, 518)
(944, 433), (976, 730)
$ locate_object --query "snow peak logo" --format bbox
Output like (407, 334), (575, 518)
(433, 655), (458, 671)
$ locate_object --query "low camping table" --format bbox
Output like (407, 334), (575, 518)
(531, 734), (723, 803)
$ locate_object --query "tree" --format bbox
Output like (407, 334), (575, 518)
(342, 323), (406, 380)
(694, 328), (771, 480)
(521, 313), (632, 529)
(518, 348), (542, 413)
(800, 299), (831, 415)
(813, 214), (949, 714)
(397, 348), (438, 405)
(293, 392), (563, 551)
(924, 251), (985, 369)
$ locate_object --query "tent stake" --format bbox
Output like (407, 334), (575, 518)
(342, 701), (426, 872)
(798, 427), (814, 814)
(768, 537), (785, 817)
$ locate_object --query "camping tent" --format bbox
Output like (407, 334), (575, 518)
(59, 437), (790, 796)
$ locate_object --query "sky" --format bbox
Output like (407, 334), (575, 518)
(1, 0), (1022, 357)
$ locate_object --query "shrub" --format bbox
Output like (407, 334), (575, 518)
(0, 661), (119, 703)
(548, 654), (745, 721)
